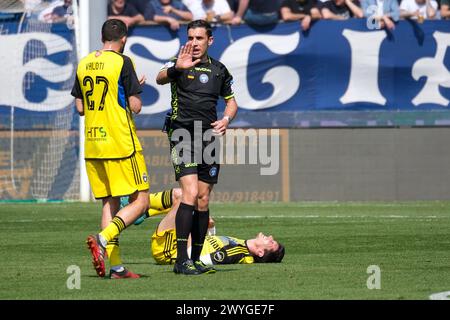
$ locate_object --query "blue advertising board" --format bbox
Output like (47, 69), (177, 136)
(1, 20), (450, 129)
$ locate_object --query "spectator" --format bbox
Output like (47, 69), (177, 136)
(442, 0), (450, 19)
(128, 0), (156, 21)
(23, 0), (47, 12)
(151, 0), (193, 30)
(36, 0), (62, 22)
(183, 0), (234, 23)
(400, 0), (438, 20)
(227, 0), (240, 12)
(21, 0), (54, 20)
(321, 0), (364, 19)
(361, 0), (400, 30)
(50, 0), (72, 23)
(231, 0), (282, 25)
(280, 0), (322, 31)
(108, 0), (145, 27)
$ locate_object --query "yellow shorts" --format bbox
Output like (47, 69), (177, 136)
(151, 227), (177, 265)
(86, 151), (150, 199)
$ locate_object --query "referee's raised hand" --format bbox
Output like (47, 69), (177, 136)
(175, 42), (201, 70)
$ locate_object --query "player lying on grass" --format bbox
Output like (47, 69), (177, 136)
(124, 188), (285, 270)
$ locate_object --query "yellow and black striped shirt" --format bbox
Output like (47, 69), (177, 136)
(71, 50), (142, 159)
(200, 236), (254, 265)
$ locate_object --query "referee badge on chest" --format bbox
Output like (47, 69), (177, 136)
(199, 73), (209, 84)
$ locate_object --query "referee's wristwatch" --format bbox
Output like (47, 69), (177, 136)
(223, 115), (232, 123)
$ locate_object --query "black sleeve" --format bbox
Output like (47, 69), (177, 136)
(124, 3), (140, 17)
(313, 0), (323, 9)
(71, 75), (83, 99)
(107, 5), (113, 16)
(280, 0), (293, 9)
(143, 3), (155, 20)
(120, 56), (142, 97)
(321, 1), (329, 10)
(321, 1), (334, 12)
(305, 0), (316, 13)
(220, 66), (234, 99)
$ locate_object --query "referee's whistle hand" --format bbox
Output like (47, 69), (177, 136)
(211, 120), (227, 136)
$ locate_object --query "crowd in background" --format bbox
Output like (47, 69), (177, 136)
(108, 0), (449, 31)
(0, 0), (449, 31)
(0, 0), (73, 22)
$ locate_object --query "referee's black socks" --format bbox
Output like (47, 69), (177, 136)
(191, 209), (210, 262)
(175, 202), (195, 263)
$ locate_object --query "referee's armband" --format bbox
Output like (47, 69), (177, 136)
(167, 66), (182, 79)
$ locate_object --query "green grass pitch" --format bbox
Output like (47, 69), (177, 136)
(1, 201), (450, 300)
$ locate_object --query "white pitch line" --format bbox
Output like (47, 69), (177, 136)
(213, 215), (440, 219)
(2, 215), (444, 223)
(429, 291), (450, 300)
(2, 218), (77, 223)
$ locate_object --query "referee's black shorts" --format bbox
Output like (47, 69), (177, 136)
(167, 121), (220, 184)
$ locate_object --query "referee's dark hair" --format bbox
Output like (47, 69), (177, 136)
(102, 19), (128, 43)
(187, 19), (213, 37)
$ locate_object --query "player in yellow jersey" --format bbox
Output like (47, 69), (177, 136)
(126, 189), (285, 267)
(120, 189), (175, 224)
(71, 19), (149, 279)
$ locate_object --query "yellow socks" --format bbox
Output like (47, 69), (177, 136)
(99, 216), (126, 243)
(106, 236), (122, 267)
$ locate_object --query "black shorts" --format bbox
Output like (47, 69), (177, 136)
(167, 121), (221, 184)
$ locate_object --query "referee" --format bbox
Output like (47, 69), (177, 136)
(156, 20), (238, 275)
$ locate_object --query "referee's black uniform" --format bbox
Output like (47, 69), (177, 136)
(165, 55), (235, 184)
